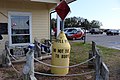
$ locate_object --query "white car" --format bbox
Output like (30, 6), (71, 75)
(64, 28), (85, 40)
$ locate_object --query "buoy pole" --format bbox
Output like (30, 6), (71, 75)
(51, 0), (71, 75)
(61, 20), (64, 31)
(57, 15), (61, 37)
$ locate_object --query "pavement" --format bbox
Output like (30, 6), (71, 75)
(73, 33), (120, 50)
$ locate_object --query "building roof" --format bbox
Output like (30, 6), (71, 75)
(66, 0), (76, 4)
(31, 0), (58, 3)
(30, 0), (76, 4)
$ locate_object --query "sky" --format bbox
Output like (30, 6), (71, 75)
(52, 0), (120, 29)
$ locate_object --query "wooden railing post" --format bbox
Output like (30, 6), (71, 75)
(88, 41), (96, 68)
(34, 38), (41, 58)
(22, 44), (37, 80)
(92, 41), (96, 56)
(95, 50), (101, 80)
(88, 50), (94, 68)
(100, 62), (109, 80)
(2, 41), (11, 67)
(89, 41), (109, 80)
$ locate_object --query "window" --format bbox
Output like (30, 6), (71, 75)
(8, 12), (32, 46)
(0, 23), (8, 34)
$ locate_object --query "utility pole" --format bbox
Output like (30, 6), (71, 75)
(83, 19), (87, 44)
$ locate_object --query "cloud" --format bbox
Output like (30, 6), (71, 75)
(112, 8), (120, 11)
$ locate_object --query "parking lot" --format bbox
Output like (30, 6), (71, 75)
(74, 33), (120, 50)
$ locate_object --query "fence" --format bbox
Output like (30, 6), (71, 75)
(1, 40), (109, 80)
(88, 41), (109, 80)
(1, 39), (52, 63)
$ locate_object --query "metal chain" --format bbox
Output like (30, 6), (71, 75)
(34, 55), (96, 68)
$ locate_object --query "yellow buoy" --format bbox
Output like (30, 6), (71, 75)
(51, 31), (71, 75)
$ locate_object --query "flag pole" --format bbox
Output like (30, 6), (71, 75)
(61, 20), (64, 31)
(57, 15), (61, 36)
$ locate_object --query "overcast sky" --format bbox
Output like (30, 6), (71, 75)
(52, 0), (120, 29)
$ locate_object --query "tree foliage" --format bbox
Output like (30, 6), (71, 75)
(90, 20), (102, 28)
(51, 16), (102, 30)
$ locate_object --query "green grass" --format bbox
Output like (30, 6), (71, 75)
(70, 41), (120, 71)
(97, 45), (120, 70)
(70, 42), (91, 65)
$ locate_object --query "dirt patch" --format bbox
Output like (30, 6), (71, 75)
(0, 59), (95, 80)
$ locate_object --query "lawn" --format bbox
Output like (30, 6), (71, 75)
(70, 41), (120, 67)
(70, 41), (120, 80)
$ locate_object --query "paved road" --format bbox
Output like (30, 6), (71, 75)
(74, 33), (120, 50)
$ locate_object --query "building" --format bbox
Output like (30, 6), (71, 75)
(0, 0), (76, 53)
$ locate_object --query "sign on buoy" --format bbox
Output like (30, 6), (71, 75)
(51, 31), (71, 75)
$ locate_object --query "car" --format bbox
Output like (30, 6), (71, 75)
(106, 29), (119, 35)
(89, 28), (103, 34)
(104, 29), (109, 33)
(118, 29), (120, 34)
(64, 28), (85, 40)
(82, 29), (89, 33)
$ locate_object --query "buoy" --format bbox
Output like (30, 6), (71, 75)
(51, 31), (71, 75)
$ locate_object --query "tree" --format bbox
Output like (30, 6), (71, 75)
(51, 17), (103, 30)
(81, 19), (91, 30)
(65, 17), (79, 27)
(64, 17), (86, 28)
(90, 20), (102, 28)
